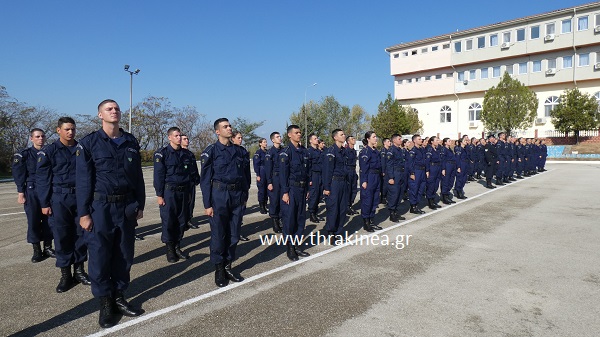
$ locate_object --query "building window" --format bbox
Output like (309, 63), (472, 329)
(578, 16), (589, 31)
(579, 53), (590, 67)
(544, 96), (560, 117)
(411, 50), (417, 55)
(547, 58), (557, 69)
(519, 62), (528, 74)
(454, 41), (462, 53)
(415, 77), (421, 82)
(562, 19), (572, 33)
(397, 80), (403, 85)
(457, 72), (465, 82)
(402, 51), (409, 57)
(490, 34), (498, 46)
(503, 31), (511, 43)
(435, 74), (442, 79)
(481, 67), (489, 79)
(468, 103), (482, 121)
(492, 66), (501, 78)
(422, 48), (428, 54)
(469, 70), (476, 80)
(440, 106), (452, 123)
(517, 28), (525, 41)
(505, 64), (513, 75)
(465, 39), (473, 51)
(425, 75), (431, 81)
(532, 60), (542, 72)
(443, 44), (450, 49)
(563, 55), (573, 68)
(478, 36), (485, 49)
(446, 73), (453, 78)
(393, 53), (399, 58)
(408, 79), (413, 83)
(596, 14), (600, 27)
(546, 23), (555, 35)
(531, 25), (540, 39)
(432, 46), (439, 51)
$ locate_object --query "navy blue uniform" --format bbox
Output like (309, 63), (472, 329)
(345, 146), (358, 208)
(385, 145), (406, 213)
(407, 146), (426, 206)
(540, 143), (547, 170)
(466, 144), (475, 178)
(359, 146), (381, 219)
(280, 144), (310, 241)
(441, 146), (456, 196)
(496, 140), (506, 180)
(484, 142), (498, 182)
(323, 144), (348, 235)
(12, 147), (52, 244)
(516, 143), (526, 176)
(425, 145), (443, 200)
(154, 145), (197, 243)
(265, 145), (283, 219)
(476, 144), (485, 176)
(76, 128), (145, 298)
(307, 146), (323, 215)
(37, 141), (86, 268)
(380, 147), (389, 201)
(200, 140), (246, 264)
(253, 148), (268, 204)
(454, 145), (469, 194)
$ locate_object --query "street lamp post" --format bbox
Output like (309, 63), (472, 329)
(124, 65), (140, 133)
(304, 82), (317, 145)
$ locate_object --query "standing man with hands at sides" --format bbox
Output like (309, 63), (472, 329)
(265, 131), (284, 234)
(36, 117), (90, 293)
(307, 133), (323, 223)
(253, 138), (269, 215)
(280, 125), (311, 261)
(345, 135), (359, 215)
(154, 127), (197, 263)
(76, 99), (145, 328)
(181, 134), (200, 230)
(12, 128), (55, 263)
(322, 129), (349, 243)
(407, 134), (426, 215)
(231, 130), (251, 242)
(200, 118), (245, 288)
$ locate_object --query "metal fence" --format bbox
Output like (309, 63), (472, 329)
(544, 130), (600, 137)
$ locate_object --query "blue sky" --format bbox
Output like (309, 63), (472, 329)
(0, 0), (591, 140)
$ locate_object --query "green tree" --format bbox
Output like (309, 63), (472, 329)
(371, 93), (423, 140)
(231, 117), (265, 147)
(481, 72), (538, 135)
(131, 96), (174, 150)
(550, 88), (599, 144)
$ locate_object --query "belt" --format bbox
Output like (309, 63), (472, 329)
(332, 176), (346, 181)
(312, 170), (321, 173)
(415, 165), (425, 170)
(53, 186), (76, 194)
(393, 166), (405, 171)
(368, 169), (380, 174)
(165, 184), (189, 192)
(290, 181), (307, 188)
(94, 192), (132, 203)
(430, 162), (441, 166)
(212, 181), (242, 191)
(446, 160), (456, 164)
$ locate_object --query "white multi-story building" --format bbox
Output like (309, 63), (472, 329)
(385, 2), (600, 139)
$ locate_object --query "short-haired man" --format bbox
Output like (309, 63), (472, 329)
(253, 138), (269, 214)
(345, 135), (359, 215)
(12, 128), (55, 262)
(181, 134), (201, 230)
(385, 134), (407, 222)
(265, 131), (284, 233)
(307, 133), (323, 223)
(77, 99), (145, 328)
(323, 129), (349, 242)
(407, 134), (426, 214)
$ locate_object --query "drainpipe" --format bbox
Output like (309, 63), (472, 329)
(573, 7), (577, 87)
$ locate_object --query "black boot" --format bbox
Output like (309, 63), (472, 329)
(43, 241), (56, 258)
(476, 173), (481, 179)
(441, 194), (451, 205)
(309, 212), (320, 223)
(516, 175), (524, 179)
(389, 210), (398, 222)
(56, 266), (75, 293)
(271, 218), (282, 234)
(286, 242), (299, 261)
(175, 242), (190, 260)
(31, 243), (44, 263)
(115, 291), (144, 317)
(98, 296), (115, 328)
(394, 210), (405, 221)
(457, 190), (467, 199)
(370, 218), (382, 230)
(259, 202), (268, 214)
(73, 262), (92, 285)
(503, 177), (510, 184)
(486, 181), (496, 189)
(238, 234), (250, 242)
(428, 198), (441, 209)
(496, 178), (504, 185)
(224, 261), (243, 282)
(166, 242), (179, 263)
(294, 245), (310, 257)
(363, 218), (374, 232)
(448, 194), (456, 204)
(215, 263), (228, 287)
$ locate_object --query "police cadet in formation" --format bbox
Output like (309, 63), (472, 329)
(154, 127), (197, 263)
(359, 131), (383, 232)
(345, 135), (359, 215)
(540, 139), (548, 172)
(484, 134), (499, 189)
(379, 138), (391, 205)
(476, 138), (486, 179)
(253, 138), (269, 215)
(76, 99), (145, 328)
(181, 134), (201, 230)
(36, 117), (90, 293)
(401, 139), (411, 201)
(12, 128), (55, 262)
(232, 131), (251, 242)
(515, 137), (526, 179)
(440, 138), (457, 204)
(322, 129), (349, 242)
(453, 138), (469, 199)
(495, 133), (506, 185)
(385, 133), (407, 222)
(307, 133), (323, 223)
(470, 137), (480, 180)
(406, 134), (426, 214)
(280, 125), (311, 261)
(424, 136), (444, 209)
(265, 131), (284, 234)
(199, 118), (245, 288)
(524, 138), (535, 176)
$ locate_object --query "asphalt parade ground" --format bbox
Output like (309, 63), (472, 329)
(1, 162), (599, 337)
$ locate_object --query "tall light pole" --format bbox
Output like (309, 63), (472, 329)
(124, 65), (140, 133)
(304, 82), (317, 145)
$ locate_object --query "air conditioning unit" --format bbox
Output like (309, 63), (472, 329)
(545, 68), (557, 75)
(594, 63), (600, 70)
(469, 121), (479, 128)
(594, 25), (600, 33)
(500, 42), (510, 49)
(544, 34), (555, 41)
(535, 117), (547, 124)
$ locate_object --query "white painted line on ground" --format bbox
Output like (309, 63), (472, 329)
(0, 211), (25, 217)
(86, 170), (551, 337)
